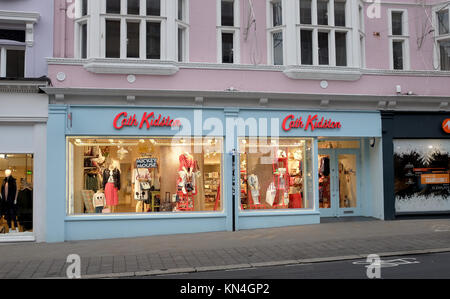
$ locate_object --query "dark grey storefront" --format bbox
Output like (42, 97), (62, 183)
(382, 112), (450, 220)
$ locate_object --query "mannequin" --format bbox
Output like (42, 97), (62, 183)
(133, 161), (151, 213)
(17, 178), (33, 231)
(1, 169), (18, 233)
(102, 160), (121, 213)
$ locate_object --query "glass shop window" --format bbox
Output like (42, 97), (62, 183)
(239, 138), (313, 211)
(0, 154), (33, 234)
(67, 137), (223, 215)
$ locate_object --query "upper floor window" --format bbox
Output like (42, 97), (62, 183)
(75, 0), (187, 61)
(435, 6), (450, 71)
(217, 0), (240, 64)
(0, 29), (25, 78)
(268, 0), (283, 65)
(298, 0), (350, 67)
(388, 9), (409, 70)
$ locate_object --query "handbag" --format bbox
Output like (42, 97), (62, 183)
(140, 181), (151, 190)
(102, 208), (111, 214)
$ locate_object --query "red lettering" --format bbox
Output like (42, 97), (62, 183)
(282, 115), (295, 131)
(139, 112), (155, 129)
(304, 115), (318, 131)
(113, 112), (127, 130)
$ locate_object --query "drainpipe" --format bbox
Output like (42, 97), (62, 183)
(59, 0), (67, 57)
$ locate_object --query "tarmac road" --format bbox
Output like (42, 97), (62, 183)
(149, 252), (450, 279)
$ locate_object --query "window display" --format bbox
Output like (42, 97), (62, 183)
(394, 139), (450, 213)
(0, 154), (33, 234)
(239, 138), (313, 210)
(67, 137), (223, 215)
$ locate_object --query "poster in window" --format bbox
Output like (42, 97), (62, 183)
(394, 139), (450, 213)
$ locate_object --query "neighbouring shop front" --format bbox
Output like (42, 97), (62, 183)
(0, 84), (47, 242)
(46, 104), (383, 242)
(382, 112), (450, 219)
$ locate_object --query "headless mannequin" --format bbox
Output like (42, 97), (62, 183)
(2, 169), (18, 232)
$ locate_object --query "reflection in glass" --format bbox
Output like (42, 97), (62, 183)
(338, 154), (357, 208)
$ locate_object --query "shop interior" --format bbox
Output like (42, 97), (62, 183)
(67, 137), (223, 215)
(0, 154), (33, 234)
(239, 138), (313, 210)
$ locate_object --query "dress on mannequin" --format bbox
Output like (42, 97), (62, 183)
(178, 153), (198, 194)
(102, 168), (120, 207)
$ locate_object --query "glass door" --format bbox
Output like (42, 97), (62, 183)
(318, 149), (360, 217)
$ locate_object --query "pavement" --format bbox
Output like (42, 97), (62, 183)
(0, 217), (449, 279)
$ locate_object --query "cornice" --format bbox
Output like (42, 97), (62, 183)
(0, 10), (40, 24)
(47, 58), (450, 78)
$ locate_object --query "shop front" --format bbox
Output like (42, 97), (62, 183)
(46, 104), (383, 242)
(382, 112), (450, 219)
(234, 109), (384, 231)
(0, 85), (47, 242)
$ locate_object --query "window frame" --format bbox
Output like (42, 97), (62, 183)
(267, 0), (286, 65)
(433, 5), (450, 71)
(0, 44), (26, 78)
(388, 8), (410, 71)
(217, 0), (240, 64)
(176, 0), (190, 62)
(296, 0), (352, 67)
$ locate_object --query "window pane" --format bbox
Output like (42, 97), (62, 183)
(438, 10), (449, 35)
(221, 0), (234, 26)
(318, 32), (329, 65)
(222, 32), (234, 63)
(178, 27), (185, 62)
(317, 0), (329, 26)
(393, 41), (404, 70)
(6, 50), (25, 78)
(147, 0), (160, 16)
(272, 1), (282, 27)
(334, 0), (346, 27)
(273, 31), (283, 65)
(301, 30), (313, 65)
(300, 0), (312, 25)
(178, 0), (184, 20)
(106, 20), (120, 58)
(335, 32), (347, 66)
(81, 23), (87, 59)
(81, 0), (88, 16)
(128, 0), (140, 15)
(392, 12), (403, 35)
(67, 137), (224, 214)
(0, 154), (34, 231)
(0, 29), (25, 43)
(127, 22), (140, 58)
(439, 40), (450, 71)
(106, 0), (121, 14)
(239, 138), (313, 211)
(147, 22), (161, 59)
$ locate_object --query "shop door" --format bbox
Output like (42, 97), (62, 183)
(318, 149), (361, 217)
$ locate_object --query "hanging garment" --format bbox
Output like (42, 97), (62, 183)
(319, 157), (330, 177)
(85, 173), (99, 192)
(248, 174), (260, 204)
(17, 188), (33, 231)
(289, 193), (303, 209)
(265, 182), (277, 206)
(133, 168), (151, 201)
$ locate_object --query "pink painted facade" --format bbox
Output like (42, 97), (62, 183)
(49, 0), (450, 100)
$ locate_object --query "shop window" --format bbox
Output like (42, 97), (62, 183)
(318, 140), (360, 149)
(67, 137), (223, 215)
(394, 139), (450, 213)
(239, 138), (313, 211)
(0, 154), (34, 234)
